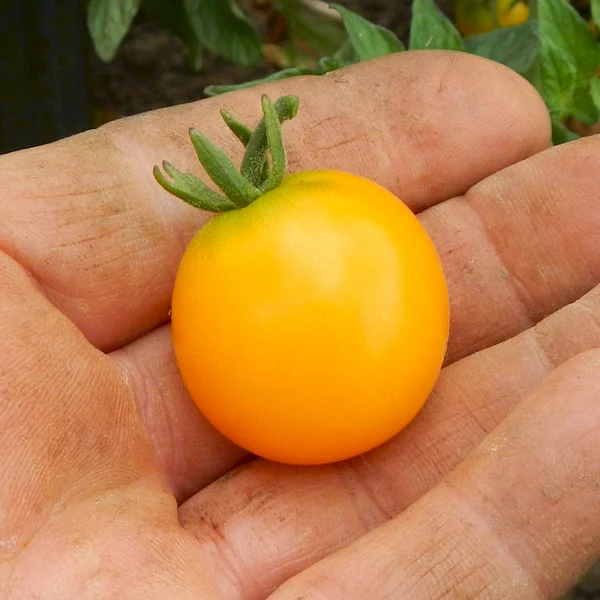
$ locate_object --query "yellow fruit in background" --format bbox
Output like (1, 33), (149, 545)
(455, 0), (529, 36)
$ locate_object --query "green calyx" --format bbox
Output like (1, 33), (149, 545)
(153, 94), (300, 213)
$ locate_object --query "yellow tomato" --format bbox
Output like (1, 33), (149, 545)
(171, 170), (449, 465)
(455, 0), (529, 36)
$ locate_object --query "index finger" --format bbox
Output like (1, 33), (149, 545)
(0, 51), (550, 351)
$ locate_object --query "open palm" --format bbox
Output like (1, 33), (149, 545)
(1, 51), (599, 600)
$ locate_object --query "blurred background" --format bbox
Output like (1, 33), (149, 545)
(0, 0), (408, 154)
(2, 0), (596, 154)
(1, 0), (90, 154)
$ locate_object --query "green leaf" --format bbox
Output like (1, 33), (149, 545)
(87, 0), (142, 61)
(538, 0), (598, 78)
(204, 67), (320, 96)
(539, 37), (577, 119)
(409, 0), (465, 51)
(184, 0), (262, 67)
(551, 118), (581, 145)
(273, 0), (347, 59)
(593, 0), (600, 29)
(329, 4), (404, 61)
(465, 21), (539, 75)
(538, 0), (600, 119)
(571, 90), (600, 125)
(333, 37), (357, 63)
(591, 76), (600, 111)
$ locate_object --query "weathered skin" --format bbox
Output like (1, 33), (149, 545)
(1, 50), (599, 600)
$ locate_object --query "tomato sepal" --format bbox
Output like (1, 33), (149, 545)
(153, 93), (300, 213)
(188, 127), (262, 207)
(220, 109), (252, 146)
(240, 94), (299, 187)
(152, 160), (237, 213)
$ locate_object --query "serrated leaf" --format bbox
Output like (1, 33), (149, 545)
(465, 21), (539, 75)
(538, 0), (598, 81)
(540, 36), (577, 119)
(87, 0), (142, 61)
(538, 0), (600, 122)
(329, 4), (404, 61)
(571, 70), (600, 125)
(409, 0), (465, 51)
(551, 118), (581, 144)
(184, 0), (262, 67)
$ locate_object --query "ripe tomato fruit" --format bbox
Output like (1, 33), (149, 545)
(155, 95), (450, 465)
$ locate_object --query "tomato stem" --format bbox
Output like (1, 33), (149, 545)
(153, 94), (300, 213)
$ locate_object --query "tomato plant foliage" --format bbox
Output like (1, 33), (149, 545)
(86, 0), (600, 143)
(87, 0), (143, 61)
(409, 0), (465, 51)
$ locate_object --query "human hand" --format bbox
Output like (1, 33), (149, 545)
(0, 51), (598, 599)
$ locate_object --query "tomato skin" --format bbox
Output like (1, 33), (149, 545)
(171, 170), (449, 465)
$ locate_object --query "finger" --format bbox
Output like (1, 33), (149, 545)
(1, 485), (225, 600)
(0, 51), (550, 351)
(0, 255), (247, 597)
(110, 325), (246, 502)
(0, 250), (161, 551)
(179, 284), (600, 599)
(266, 350), (600, 600)
(431, 134), (600, 362)
(119, 133), (600, 499)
